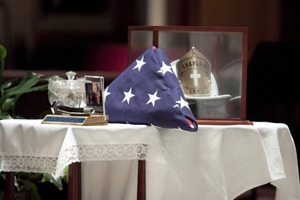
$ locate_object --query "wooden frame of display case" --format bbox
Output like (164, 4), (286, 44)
(128, 26), (252, 125)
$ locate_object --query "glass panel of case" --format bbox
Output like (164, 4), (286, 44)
(128, 26), (248, 123)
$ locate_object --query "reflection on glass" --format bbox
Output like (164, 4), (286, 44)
(159, 31), (242, 119)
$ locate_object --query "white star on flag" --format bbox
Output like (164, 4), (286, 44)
(157, 61), (173, 75)
(133, 56), (146, 71)
(176, 96), (190, 109)
(146, 90), (161, 106)
(104, 86), (111, 102)
(122, 87), (135, 104)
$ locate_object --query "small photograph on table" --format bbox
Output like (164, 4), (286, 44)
(85, 76), (105, 115)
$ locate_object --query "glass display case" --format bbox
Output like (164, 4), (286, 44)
(128, 26), (251, 125)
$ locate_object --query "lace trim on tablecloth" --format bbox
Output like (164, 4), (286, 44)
(0, 155), (57, 174)
(55, 143), (171, 178)
(0, 144), (170, 177)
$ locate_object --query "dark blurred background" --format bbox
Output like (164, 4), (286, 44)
(2, 0), (298, 71)
(0, 0), (300, 172)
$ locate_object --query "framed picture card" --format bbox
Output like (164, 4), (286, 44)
(84, 75), (105, 115)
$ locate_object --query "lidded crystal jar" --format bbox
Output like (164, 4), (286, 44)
(48, 71), (86, 108)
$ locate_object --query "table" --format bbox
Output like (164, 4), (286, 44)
(0, 119), (299, 200)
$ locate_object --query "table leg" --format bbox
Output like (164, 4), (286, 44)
(68, 162), (81, 200)
(137, 160), (146, 200)
(4, 172), (15, 200)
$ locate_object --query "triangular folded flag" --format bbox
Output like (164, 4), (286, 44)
(104, 47), (198, 132)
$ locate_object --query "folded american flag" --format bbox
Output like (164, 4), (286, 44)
(104, 47), (198, 132)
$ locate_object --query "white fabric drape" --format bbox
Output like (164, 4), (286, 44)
(0, 119), (299, 200)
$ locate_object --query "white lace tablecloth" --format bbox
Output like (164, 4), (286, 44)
(0, 119), (299, 200)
